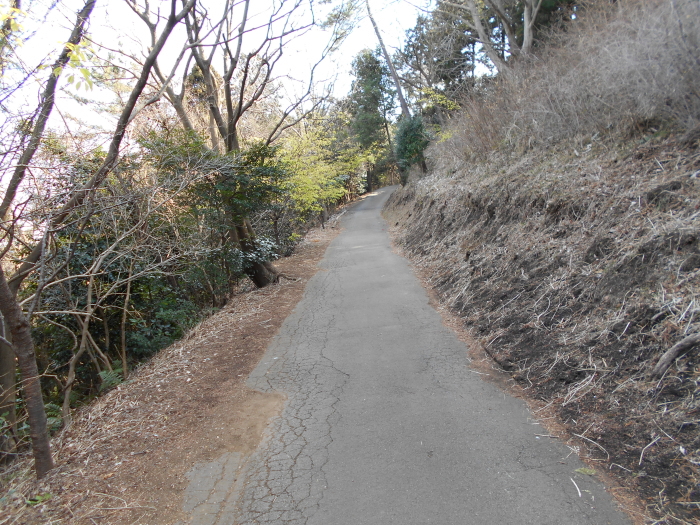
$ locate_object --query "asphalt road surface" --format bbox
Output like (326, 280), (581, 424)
(184, 187), (630, 525)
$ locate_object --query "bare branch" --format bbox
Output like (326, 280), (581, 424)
(0, 0), (96, 221)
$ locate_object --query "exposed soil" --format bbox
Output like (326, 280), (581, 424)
(384, 135), (700, 524)
(0, 222), (342, 525)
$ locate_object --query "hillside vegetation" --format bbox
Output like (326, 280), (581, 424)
(385, 1), (700, 523)
(2, 1), (699, 521)
(0, 0), (377, 477)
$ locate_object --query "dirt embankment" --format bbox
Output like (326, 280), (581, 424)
(384, 137), (700, 524)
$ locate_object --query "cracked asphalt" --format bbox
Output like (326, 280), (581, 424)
(184, 187), (630, 525)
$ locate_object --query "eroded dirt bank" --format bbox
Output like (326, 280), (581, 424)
(384, 137), (700, 524)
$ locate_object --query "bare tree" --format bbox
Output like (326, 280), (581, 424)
(438, 0), (545, 72)
(0, 0), (96, 478)
(140, 0), (351, 287)
(23, 161), (214, 423)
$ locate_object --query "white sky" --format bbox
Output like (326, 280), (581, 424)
(307, 0), (431, 95)
(2, 0), (430, 142)
(16, 0), (427, 94)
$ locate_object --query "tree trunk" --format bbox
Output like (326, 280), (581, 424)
(521, 0), (543, 57)
(383, 117), (393, 150)
(62, 329), (90, 424)
(0, 0), (96, 221)
(464, 0), (508, 72)
(235, 221), (279, 288)
(320, 203), (328, 229)
(0, 0), (194, 479)
(0, 267), (53, 478)
(365, 0), (411, 119)
(0, 329), (16, 462)
(208, 112), (221, 153)
(522, 3), (533, 55)
(100, 307), (109, 357)
(120, 261), (133, 379)
(0, 0), (21, 74)
(0, 0), (95, 477)
(8, 0), (195, 297)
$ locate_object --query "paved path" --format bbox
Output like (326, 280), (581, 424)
(184, 187), (630, 525)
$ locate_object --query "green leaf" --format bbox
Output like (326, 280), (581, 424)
(575, 468), (597, 476)
(26, 493), (52, 506)
(98, 369), (123, 391)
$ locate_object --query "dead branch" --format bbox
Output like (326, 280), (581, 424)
(649, 333), (700, 378)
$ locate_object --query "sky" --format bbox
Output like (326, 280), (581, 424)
(1, 0), (431, 142)
(19, 0), (428, 95)
(305, 0), (430, 96)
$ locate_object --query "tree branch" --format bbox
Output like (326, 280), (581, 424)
(7, 0), (196, 295)
(0, 0), (96, 221)
(650, 333), (700, 378)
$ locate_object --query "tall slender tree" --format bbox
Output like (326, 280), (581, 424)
(397, 10), (476, 119)
(437, 0), (576, 71)
(347, 48), (395, 191)
(365, 0), (410, 119)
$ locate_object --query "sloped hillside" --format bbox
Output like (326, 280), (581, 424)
(385, 136), (700, 523)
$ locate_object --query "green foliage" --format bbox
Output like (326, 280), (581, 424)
(144, 131), (289, 222)
(138, 128), (209, 174)
(419, 87), (460, 112)
(63, 40), (94, 90)
(0, 401), (63, 456)
(217, 142), (290, 220)
(98, 369), (123, 392)
(26, 493), (52, 506)
(36, 38), (95, 89)
(0, 4), (25, 76)
(126, 280), (201, 357)
(399, 10), (477, 105)
(282, 125), (351, 216)
(0, 411), (12, 447)
(395, 115), (430, 184)
(44, 403), (63, 432)
(345, 49), (399, 191)
(348, 48), (395, 150)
